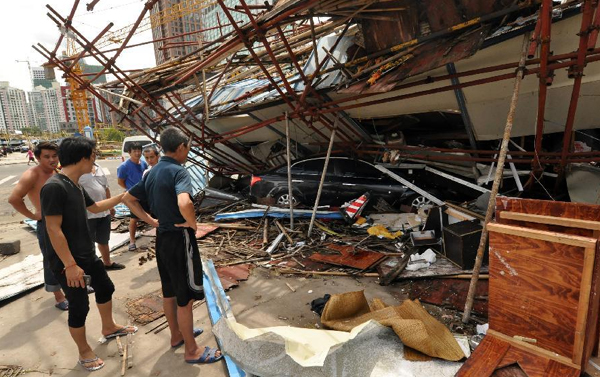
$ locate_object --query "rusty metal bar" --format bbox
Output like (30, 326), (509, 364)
(533, 0), (553, 173)
(557, 0), (597, 181)
(463, 33), (531, 323)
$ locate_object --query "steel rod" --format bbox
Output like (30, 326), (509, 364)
(307, 116), (339, 237)
(463, 33), (530, 323)
(285, 113), (294, 230)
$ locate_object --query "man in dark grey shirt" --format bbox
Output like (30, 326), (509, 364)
(41, 137), (137, 372)
(124, 127), (222, 364)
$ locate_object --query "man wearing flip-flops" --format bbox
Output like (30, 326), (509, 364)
(40, 137), (137, 372)
(124, 127), (223, 365)
(8, 142), (69, 311)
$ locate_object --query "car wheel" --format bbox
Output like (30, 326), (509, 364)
(275, 192), (299, 207)
(409, 195), (435, 210)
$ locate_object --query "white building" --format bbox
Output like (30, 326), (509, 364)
(28, 83), (65, 134)
(41, 83), (64, 134)
(0, 82), (33, 132)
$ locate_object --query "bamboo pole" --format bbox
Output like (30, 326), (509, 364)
(462, 33), (531, 324)
(307, 115), (339, 237)
(285, 112), (294, 229)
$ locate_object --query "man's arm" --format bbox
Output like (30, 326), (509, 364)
(87, 192), (124, 213)
(117, 164), (128, 189)
(122, 192), (158, 227)
(45, 215), (86, 288)
(8, 171), (40, 220)
(175, 193), (197, 231)
(106, 187), (116, 217)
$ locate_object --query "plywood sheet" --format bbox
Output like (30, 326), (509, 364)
(309, 244), (385, 270)
(488, 231), (584, 358)
(496, 197), (600, 237)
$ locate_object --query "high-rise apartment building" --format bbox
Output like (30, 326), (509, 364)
(28, 90), (45, 129)
(28, 83), (66, 134)
(0, 82), (33, 132)
(60, 86), (101, 132)
(150, 0), (203, 65)
(201, 1), (272, 42)
(31, 67), (54, 89)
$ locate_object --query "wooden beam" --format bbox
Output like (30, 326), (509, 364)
(488, 330), (581, 370)
(573, 246), (596, 365)
(487, 223), (597, 248)
(500, 212), (600, 231)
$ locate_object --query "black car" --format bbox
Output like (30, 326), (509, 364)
(250, 157), (432, 208)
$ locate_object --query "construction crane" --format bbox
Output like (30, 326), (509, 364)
(66, 38), (90, 134)
(73, 0), (217, 54)
(63, 0), (218, 133)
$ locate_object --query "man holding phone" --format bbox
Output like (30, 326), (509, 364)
(40, 137), (137, 372)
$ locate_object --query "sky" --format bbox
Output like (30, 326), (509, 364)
(0, 0), (155, 92)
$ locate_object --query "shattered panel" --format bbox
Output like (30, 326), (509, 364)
(126, 290), (164, 325)
(409, 278), (489, 316)
(360, 0), (419, 53)
(217, 264), (254, 291)
(309, 244), (386, 270)
(341, 27), (488, 94)
(422, 0), (462, 32)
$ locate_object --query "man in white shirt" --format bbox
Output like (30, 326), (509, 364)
(80, 162), (125, 270)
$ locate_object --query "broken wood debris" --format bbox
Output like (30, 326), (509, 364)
(191, 194), (489, 290)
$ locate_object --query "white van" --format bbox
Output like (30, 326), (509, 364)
(121, 136), (153, 162)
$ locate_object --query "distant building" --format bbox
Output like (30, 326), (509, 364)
(0, 82), (33, 132)
(201, 1), (272, 42)
(31, 67), (54, 89)
(28, 90), (45, 130)
(150, 0), (203, 65)
(60, 85), (102, 132)
(80, 61), (107, 84)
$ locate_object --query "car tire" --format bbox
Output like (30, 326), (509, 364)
(274, 192), (299, 207)
(406, 192), (439, 210)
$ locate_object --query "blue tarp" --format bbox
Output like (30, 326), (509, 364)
(215, 208), (343, 221)
(202, 259), (246, 377)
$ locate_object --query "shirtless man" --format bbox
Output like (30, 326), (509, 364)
(8, 141), (68, 310)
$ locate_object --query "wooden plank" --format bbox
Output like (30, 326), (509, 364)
(487, 223), (597, 248)
(573, 246), (596, 365)
(496, 197), (600, 222)
(495, 197), (600, 237)
(588, 235), (600, 362)
(543, 360), (581, 376)
(489, 288), (577, 358)
(500, 212), (600, 231)
(488, 330), (580, 370)
(488, 232), (585, 358)
(497, 347), (550, 377)
(456, 335), (510, 376)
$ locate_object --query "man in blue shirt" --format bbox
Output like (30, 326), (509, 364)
(117, 143), (147, 251)
(123, 127), (222, 364)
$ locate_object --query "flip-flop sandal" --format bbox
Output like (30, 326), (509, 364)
(185, 346), (224, 364)
(78, 357), (105, 371)
(171, 328), (204, 348)
(55, 300), (69, 311)
(128, 244), (137, 251)
(104, 325), (138, 340)
(105, 262), (126, 270)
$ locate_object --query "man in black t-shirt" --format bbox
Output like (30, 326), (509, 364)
(40, 137), (137, 372)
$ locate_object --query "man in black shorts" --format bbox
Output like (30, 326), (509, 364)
(40, 137), (137, 372)
(124, 127), (222, 364)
